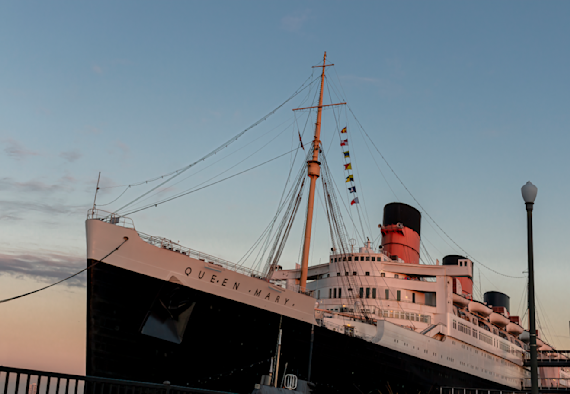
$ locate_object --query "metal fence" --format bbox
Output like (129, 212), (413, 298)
(0, 366), (234, 394)
(524, 350), (570, 366)
(522, 379), (570, 390)
(440, 388), (526, 394)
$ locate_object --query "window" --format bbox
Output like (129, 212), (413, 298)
(359, 288), (364, 298)
(385, 289), (390, 299)
(343, 257), (346, 261)
(348, 256), (352, 261)
(330, 258), (333, 263)
(372, 288), (376, 299)
(333, 288), (337, 298)
(366, 288), (370, 298)
(372, 257), (376, 261)
(338, 288), (342, 298)
(479, 332), (493, 345)
(329, 289), (332, 298)
(345, 272), (349, 276)
(365, 272), (370, 276)
(317, 290), (320, 299)
(397, 290), (401, 301)
(361, 256), (365, 261)
(412, 293), (416, 303)
(337, 272), (340, 276)
(352, 271), (357, 276)
(395, 274), (399, 279)
(366, 256), (370, 261)
(381, 272), (385, 277)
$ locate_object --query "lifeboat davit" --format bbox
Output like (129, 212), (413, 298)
(453, 293), (469, 308)
(506, 322), (524, 336)
(468, 301), (492, 317)
(490, 312), (510, 327)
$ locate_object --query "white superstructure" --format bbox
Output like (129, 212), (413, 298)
(272, 242), (530, 389)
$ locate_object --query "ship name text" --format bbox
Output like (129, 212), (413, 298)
(184, 266), (293, 306)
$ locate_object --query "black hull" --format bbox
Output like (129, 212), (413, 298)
(87, 260), (515, 394)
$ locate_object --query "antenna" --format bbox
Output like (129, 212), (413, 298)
(92, 172), (101, 218)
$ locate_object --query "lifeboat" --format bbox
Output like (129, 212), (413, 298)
(537, 338), (545, 347)
(490, 312), (510, 327)
(506, 322), (524, 336)
(539, 344), (553, 351)
(468, 301), (492, 317)
(453, 293), (469, 308)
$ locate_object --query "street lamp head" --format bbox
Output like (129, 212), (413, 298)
(521, 181), (538, 204)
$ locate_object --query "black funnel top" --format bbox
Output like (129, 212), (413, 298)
(383, 202), (421, 235)
(442, 255), (467, 266)
(484, 291), (510, 313)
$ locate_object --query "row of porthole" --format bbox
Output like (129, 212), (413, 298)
(398, 336), (520, 383)
(427, 338), (522, 382)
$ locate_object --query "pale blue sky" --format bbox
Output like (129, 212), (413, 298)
(1, 1), (570, 372)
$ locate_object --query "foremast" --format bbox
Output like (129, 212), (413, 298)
(296, 52), (344, 290)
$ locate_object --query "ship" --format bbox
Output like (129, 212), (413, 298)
(85, 53), (564, 393)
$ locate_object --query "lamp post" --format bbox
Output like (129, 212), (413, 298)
(521, 181), (539, 394)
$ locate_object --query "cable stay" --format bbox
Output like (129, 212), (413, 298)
(119, 147), (304, 217)
(102, 74), (318, 215)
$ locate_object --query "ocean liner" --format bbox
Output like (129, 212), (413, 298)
(86, 53), (565, 393)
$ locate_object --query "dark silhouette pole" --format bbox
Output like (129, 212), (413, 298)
(522, 181), (539, 394)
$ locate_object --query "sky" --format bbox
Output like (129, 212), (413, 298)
(1, 0), (570, 374)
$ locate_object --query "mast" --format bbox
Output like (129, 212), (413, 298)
(294, 52), (345, 291)
(299, 52), (327, 290)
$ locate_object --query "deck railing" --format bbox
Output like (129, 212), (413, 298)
(320, 320), (376, 342)
(440, 388), (526, 394)
(525, 350), (570, 363)
(523, 378), (570, 390)
(87, 209), (268, 281)
(0, 366), (234, 394)
(88, 209), (135, 229)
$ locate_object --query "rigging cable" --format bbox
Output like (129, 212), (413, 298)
(111, 74), (319, 214)
(326, 69), (522, 279)
(325, 76), (375, 238)
(121, 147), (303, 216)
(0, 237), (129, 304)
(320, 150), (366, 244)
(124, 118), (299, 212)
(347, 106), (524, 279)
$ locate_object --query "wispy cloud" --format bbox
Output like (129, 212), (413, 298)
(59, 149), (82, 163)
(281, 10), (310, 33)
(0, 199), (84, 222)
(83, 126), (103, 134)
(3, 139), (40, 160)
(0, 178), (61, 193)
(114, 141), (130, 159)
(0, 252), (85, 287)
(0, 200), (70, 214)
